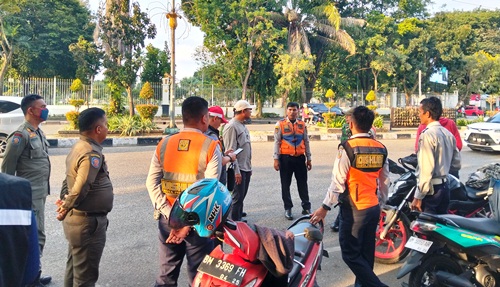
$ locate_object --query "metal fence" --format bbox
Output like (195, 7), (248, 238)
(1, 77), (253, 107)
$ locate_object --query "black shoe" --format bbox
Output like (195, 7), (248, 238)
(330, 223), (339, 232)
(302, 209), (311, 215)
(285, 209), (293, 220)
(40, 275), (52, 285)
(242, 212), (247, 217)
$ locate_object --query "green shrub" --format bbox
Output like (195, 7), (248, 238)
(262, 112), (280, 118)
(69, 99), (84, 112)
(140, 82), (154, 101)
(65, 111), (79, 130)
(373, 115), (384, 129)
(108, 115), (158, 136)
(136, 104), (158, 120)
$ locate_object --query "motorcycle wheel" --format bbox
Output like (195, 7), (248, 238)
(375, 211), (411, 264)
(408, 255), (463, 287)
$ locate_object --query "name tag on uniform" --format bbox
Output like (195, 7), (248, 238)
(355, 154), (384, 169)
(161, 180), (189, 195)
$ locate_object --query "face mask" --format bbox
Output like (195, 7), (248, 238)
(40, 108), (49, 121)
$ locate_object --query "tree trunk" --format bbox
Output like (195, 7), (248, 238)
(241, 47), (256, 100)
(255, 96), (262, 118)
(127, 85), (135, 116)
(371, 69), (379, 93)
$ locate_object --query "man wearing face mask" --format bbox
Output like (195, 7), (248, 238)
(1, 94), (52, 286)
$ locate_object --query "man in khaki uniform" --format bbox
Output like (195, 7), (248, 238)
(56, 108), (113, 287)
(1, 94), (52, 285)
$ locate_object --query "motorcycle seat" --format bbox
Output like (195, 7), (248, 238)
(288, 222), (317, 281)
(441, 214), (500, 236)
(464, 186), (488, 201)
(447, 200), (488, 216)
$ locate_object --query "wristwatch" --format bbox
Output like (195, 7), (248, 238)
(321, 204), (332, 211)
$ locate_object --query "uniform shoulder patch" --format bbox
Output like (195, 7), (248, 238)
(177, 139), (191, 151)
(337, 147), (344, 159)
(11, 132), (23, 145)
(90, 155), (101, 169)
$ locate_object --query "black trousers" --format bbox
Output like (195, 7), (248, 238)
(422, 183), (450, 214)
(279, 155), (310, 210)
(339, 204), (388, 287)
(155, 215), (214, 287)
(230, 170), (252, 221)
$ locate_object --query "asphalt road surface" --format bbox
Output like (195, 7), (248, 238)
(1, 139), (497, 287)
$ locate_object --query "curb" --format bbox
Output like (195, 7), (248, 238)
(46, 132), (417, 148)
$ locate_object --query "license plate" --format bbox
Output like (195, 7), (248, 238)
(405, 236), (433, 253)
(197, 255), (247, 286)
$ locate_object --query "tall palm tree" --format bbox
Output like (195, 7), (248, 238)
(272, 1), (365, 101)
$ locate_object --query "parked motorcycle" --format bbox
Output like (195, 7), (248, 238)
(375, 156), (490, 264)
(397, 179), (500, 287)
(169, 179), (328, 287)
(192, 215), (326, 287)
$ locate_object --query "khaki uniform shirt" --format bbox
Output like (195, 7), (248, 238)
(1, 121), (51, 200)
(60, 135), (113, 213)
(415, 121), (461, 199)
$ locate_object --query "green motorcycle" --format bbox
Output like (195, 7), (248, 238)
(397, 179), (500, 287)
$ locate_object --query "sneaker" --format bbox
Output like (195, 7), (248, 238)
(242, 212), (247, 217)
(330, 223), (339, 232)
(285, 209), (293, 220)
(302, 209), (311, 215)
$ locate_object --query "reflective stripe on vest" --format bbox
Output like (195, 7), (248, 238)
(278, 119), (306, 156)
(341, 137), (388, 210)
(156, 131), (218, 205)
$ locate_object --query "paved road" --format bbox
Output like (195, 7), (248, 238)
(1, 139), (496, 286)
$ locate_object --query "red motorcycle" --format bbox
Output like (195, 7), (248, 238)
(192, 215), (327, 287)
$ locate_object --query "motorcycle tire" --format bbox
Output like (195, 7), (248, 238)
(375, 211), (411, 264)
(408, 254), (463, 287)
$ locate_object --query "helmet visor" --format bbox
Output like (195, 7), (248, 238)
(168, 198), (200, 229)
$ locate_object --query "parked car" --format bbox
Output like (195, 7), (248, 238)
(307, 103), (328, 115)
(307, 103), (344, 116)
(329, 106), (344, 116)
(0, 96), (24, 156)
(461, 105), (484, 116)
(463, 112), (500, 152)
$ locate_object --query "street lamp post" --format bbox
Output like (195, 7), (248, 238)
(166, 0), (180, 132)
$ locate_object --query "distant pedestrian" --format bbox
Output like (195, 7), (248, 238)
(1, 94), (52, 286)
(411, 97), (461, 214)
(56, 107), (114, 287)
(310, 106), (390, 287)
(274, 102), (312, 220)
(223, 100), (253, 222)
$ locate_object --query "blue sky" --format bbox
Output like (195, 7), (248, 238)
(90, 0), (500, 81)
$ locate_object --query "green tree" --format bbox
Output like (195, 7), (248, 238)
(100, 1), (156, 116)
(140, 43), (170, 83)
(8, 0), (94, 78)
(274, 52), (315, 104)
(0, 0), (23, 95)
(69, 35), (102, 85)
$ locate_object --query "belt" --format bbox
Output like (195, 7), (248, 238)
(431, 178), (447, 185)
(71, 209), (107, 217)
(281, 154), (305, 158)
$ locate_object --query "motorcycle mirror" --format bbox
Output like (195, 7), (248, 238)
(304, 227), (323, 242)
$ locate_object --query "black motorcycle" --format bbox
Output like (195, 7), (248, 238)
(375, 155), (490, 264)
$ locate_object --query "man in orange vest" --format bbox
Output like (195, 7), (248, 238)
(274, 102), (312, 220)
(146, 96), (230, 287)
(310, 106), (390, 287)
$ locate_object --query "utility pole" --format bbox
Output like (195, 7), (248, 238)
(166, 0), (180, 131)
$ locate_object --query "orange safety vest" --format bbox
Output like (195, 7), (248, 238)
(278, 119), (306, 156)
(340, 136), (387, 210)
(156, 131), (218, 205)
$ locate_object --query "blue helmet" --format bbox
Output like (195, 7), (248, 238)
(168, 178), (232, 237)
